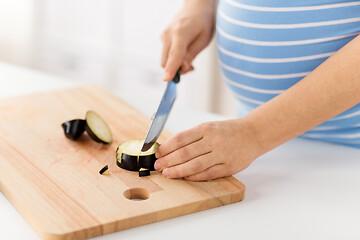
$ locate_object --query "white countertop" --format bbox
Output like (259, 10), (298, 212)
(1, 62), (360, 240)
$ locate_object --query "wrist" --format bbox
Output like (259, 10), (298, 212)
(232, 118), (266, 159)
(241, 109), (288, 155)
(183, 0), (216, 13)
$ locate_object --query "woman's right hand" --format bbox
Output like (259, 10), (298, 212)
(161, 0), (216, 81)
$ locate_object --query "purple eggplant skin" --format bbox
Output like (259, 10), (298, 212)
(139, 155), (156, 171)
(139, 169), (150, 177)
(117, 153), (139, 171)
(61, 119), (86, 140)
(99, 165), (109, 175)
(116, 153), (156, 172)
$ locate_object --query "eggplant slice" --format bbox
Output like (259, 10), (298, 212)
(139, 168), (150, 177)
(99, 165), (109, 175)
(116, 139), (159, 172)
(85, 111), (112, 144)
(61, 119), (86, 140)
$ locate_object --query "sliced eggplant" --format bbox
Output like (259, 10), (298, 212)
(61, 119), (86, 140)
(116, 139), (159, 172)
(117, 151), (139, 171)
(139, 168), (150, 177)
(85, 110), (112, 144)
(99, 165), (109, 175)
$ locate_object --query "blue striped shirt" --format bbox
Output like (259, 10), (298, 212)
(217, 0), (360, 148)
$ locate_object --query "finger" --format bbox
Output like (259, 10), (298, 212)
(184, 33), (209, 65)
(156, 126), (203, 158)
(155, 138), (210, 171)
(162, 152), (214, 178)
(163, 37), (187, 81)
(180, 61), (190, 74)
(180, 61), (194, 75)
(161, 39), (171, 68)
(185, 164), (228, 181)
(161, 32), (171, 68)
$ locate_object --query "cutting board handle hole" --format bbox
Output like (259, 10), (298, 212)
(123, 188), (150, 201)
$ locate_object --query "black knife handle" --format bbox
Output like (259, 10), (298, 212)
(172, 69), (181, 84)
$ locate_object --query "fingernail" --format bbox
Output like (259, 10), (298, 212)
(163, 72), (171, 81)
(162, 168), (170, 178)
(155, 152), (160, 158)
(154, 161), (160, 170)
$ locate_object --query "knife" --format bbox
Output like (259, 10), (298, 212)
(141, 70), (181, 152)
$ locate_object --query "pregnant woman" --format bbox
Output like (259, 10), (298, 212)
(154, 0), (360, 181)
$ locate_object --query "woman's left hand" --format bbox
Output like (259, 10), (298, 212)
(154, 119), (262, 181)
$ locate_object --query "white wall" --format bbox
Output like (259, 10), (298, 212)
(0, 0), (34, 66)
(0, 0), (238, 117)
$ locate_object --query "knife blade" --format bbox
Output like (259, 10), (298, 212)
(141, 70), (180, 152)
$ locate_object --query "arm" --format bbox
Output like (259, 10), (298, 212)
(246, 35), (360, 153)
(154, 35), (360, 181)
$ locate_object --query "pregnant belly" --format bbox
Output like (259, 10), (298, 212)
(216, 0), (360, 146)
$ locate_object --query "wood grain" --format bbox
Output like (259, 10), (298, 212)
(0, 86), (245, 240)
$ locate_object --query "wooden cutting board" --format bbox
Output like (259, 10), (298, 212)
(0, 86), (245, 240)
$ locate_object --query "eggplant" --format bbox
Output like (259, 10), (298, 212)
(99, 165), (109, 175)
(139, 168), (150, 177)
(61, 111), (112, 144)
(84, 111), (112, 144)
(61, 119), (86, 140)
(116, 139), (159, 172)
